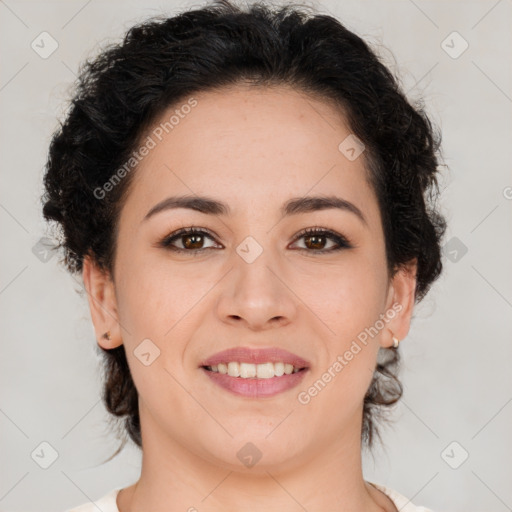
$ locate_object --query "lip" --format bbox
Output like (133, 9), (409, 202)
(201, 367), (308, 398)
(199, 347), (310, 399)
(199, 346), (310, 369)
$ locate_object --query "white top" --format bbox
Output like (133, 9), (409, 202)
(65, 483), (434, 511)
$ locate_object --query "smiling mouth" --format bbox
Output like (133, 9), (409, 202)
(202, 361), (307, 379)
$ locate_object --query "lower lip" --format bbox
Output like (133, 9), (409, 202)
(201, 367), (308, 398)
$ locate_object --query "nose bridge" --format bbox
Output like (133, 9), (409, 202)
(216, 232), (296, 328)
(234, 233), (285, 302)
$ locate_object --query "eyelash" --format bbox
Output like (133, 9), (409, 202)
(158, 226), (354, 255)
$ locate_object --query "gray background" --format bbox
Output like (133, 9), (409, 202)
(1, 0), (511, 511)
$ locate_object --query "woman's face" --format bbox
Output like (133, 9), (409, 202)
(86, 84), (416, 471)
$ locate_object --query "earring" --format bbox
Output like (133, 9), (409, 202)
(392, 335), (400, 348)
(102, 331), (112, 341)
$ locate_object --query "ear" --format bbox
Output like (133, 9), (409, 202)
(82, 255), (123, 350)
(380, 258), (418, 349)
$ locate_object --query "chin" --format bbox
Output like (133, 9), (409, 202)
(202, 432), (309, 474)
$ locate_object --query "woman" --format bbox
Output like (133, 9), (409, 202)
(42, 0), (446, 510)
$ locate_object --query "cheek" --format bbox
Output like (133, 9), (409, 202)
(295, 342), (378, 441)
(113, 261), (197, 409)
(299, 253), (386, 396)
(304, 256), (388, 338)
(114, 249), (197, 338)
(113, 251), (220, 378)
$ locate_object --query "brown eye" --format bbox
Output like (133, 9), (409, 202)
(291, 228), (353, 253)
(159, 226), (352, 255)
(181, 233), (206, 249)
(304, 233), (328, 250)
(160, 227), (220, 252)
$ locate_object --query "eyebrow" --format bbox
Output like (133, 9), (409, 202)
(143, 194), (368, 226)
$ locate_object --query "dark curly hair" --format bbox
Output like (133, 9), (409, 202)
(41, 0), (447, 457)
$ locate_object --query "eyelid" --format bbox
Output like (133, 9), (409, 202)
(289, 226), (354, 250)
(158, 226), (222, 250)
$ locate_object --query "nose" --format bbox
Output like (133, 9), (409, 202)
(215, 249), (297, 331)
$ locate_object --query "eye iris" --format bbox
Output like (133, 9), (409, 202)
(183, 234), (204, 249)
(305, 234), (326, 250)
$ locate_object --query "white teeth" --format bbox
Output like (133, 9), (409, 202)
(206, 361), (303, 378)
(274, 362), (284, 376)
(256, 362), (274, 379)
(227, 362), (240, 377)
(240, 362), (257, 378)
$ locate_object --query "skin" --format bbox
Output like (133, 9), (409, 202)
(83, 84), (417, 512)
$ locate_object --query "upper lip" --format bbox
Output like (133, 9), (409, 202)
(199, 347), (310, 369)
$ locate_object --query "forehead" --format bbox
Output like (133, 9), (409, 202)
(123, 84), (379, 225)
